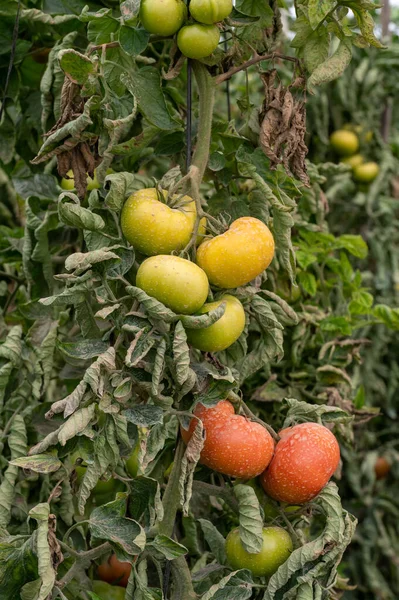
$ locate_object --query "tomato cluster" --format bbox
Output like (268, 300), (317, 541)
(139, 0), (233, 59)
(122, 188), (275, 353)
(330, 127), (379, 184)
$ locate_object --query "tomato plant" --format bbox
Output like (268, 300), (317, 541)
(177, 24), (220, 59)
(225, 526), (293, 577)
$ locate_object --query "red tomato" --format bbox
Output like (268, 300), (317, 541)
(181, 400), (274, 478)
(261, 423), (340, 504)
(98, 554), (132, 588)
(374, 456), (390, 480)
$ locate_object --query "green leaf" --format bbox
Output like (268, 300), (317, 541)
(57, 339), (109, 361)
(59, 199), (105, 232)
(335, 234), (368, 259)
(173, 322), (190, 386)
(235, 0), (273, 24)
(148, 535), (188, 560)
(198, 519), (227, 564)
(0, 416), (27, 528)
(234, 485), (263, 554)
(29, 503), (55, 600)
(308, 39), (352, 90)
(10, 454), (62, 474)
(119, 26), (150, 56)
(308, 0), (336, 29)
(180, 302), (226, 330)
(303, 28), (330, 73)
(123, 406), (164, 427)
(283, 398), (351, 426)
(0, 538), (38, 599)
(128, 477), (164, 528)
(59, 49), (95, 84)
(89, 495), (146, 555)
(297, 271), (317, 297)
(126, 286), (177, 323)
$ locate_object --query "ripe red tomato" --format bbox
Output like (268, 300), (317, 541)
(185, 294), (245, 352)
(225, 526), (293, 577)
(140, 0), (187, 36)
(177, 24), (220, 59)
(260, 422), (340, 504)
(181, 400), (274, 478)
(190, 0), (233, 24)
(98, 554), (132, 588)
(374, 456), (391, 480)
(196, 217), (275, 289)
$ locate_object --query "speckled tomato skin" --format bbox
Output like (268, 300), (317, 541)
(136, 255), (209, 315)
(196, 217), (275, 289)
(260, 422), (340, 504)
(181, 400), (275, 478)
(190, 0), (233, 24)
(225, 526), (293, 577)
(121, 189), (198, 256)
(185, 294), (246, 352)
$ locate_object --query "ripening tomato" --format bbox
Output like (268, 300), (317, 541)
(341, 154), (364, 169)
(353, 162), (379, 183)
(136, 255), (209, 314)
(60, 168), (113, 191)
(190, 0), (233, 24)
(177, 24), (220, 59)
(374, 456), (391, 480)
(197, 217), (275, 289)
(140, 0), (187, 36)
(121, 188), (199, 256)
(261, 423), (340, 504)
(330, 130), (359, 156)
(225, 526), (293, 577)
(98, 554), (132, 588)
(181, 400), (274, 478)
(185, 294), (245, 352)
(92, 580), (126, 600)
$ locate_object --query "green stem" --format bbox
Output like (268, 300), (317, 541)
(158, 439), (185, 537)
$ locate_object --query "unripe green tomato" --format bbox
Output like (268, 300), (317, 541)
(136, 255), (209, 314)
(353, 161), (379, 183)
(225, 527), (293, 577)
(330, 130), (359, 156)
(185, 294), (245, 352)
(341, 154), (364, 169)
(60, 168), (113, 191)
(190, 0), (233, 24)
(125, 444), (140, 478)
(121, 188), (199, 256)
(177, 24), (220, 59)
(275, 278), (301, 304)
(140, 0), (187, 36)
(92, 580), (126, 600)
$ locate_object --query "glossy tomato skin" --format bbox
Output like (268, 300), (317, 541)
(140, 0), (187, 36)
(181, 400), (275, 478)
(225, 526), (293, 577)
(92, 580), (126, 600)
(98, 554), (132, 588)
(341, 154), (364, 169)
(190, 0), (233, 24)
(177, 24), (220, 59)
(136, 255), (209, 314)
(197, 217), (275, 288)
(121, 188), (197, 256)
(330, 130), (359, 156)
(374, 456), (391, 480)
(261, 422), (340, 504)
(353, 161), (379, 183)
(185, 294), (245, 352)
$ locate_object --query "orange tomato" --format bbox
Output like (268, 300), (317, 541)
(374, 456), (391, 480)
(97, 554), (132, 588)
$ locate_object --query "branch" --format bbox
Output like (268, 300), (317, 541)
(215, 52), (298, 85)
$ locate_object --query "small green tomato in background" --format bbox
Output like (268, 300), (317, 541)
(185, 294), (245, 352)
(136, 255), (209, 315)
(190, 0), (233, 24)
(341, 154), (364, 169)
(92, 580), (126, 600)
(140, 0), (187, 36)
(177, 24), (220, 59)
(60, 168), (113, 191)
(225, 527), (293, 577)
(353, 161), (379, 183)
(330, 130), (359, 156)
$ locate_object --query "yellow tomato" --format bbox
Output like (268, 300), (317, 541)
(197, 217), (275, 289)
(330, 130), (359, 156)
(353, 162), (379, 183)
(185, 294), (245, 352)
(341, 154), (364, 169)
(136, 255), (209, 314)
(121, 188), (200, 256)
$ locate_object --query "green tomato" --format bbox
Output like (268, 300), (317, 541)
(60, 168), (113, 191)
(177, 24), (220, 59)
(121, 188), (199, 256)
(185, 294), (245, 352)
(92, 580), (126, 600)
(274, 278), (301, 304)
(225, 527), (293, 577)
(136, 255), (209, 315)
(330, 130), (359, 156)
(190, 0), (233, 24)
(125, 445), (140, 478)
(353, 161), (379, 183)
(341, 154), (364, 169)
(140, 0), (187, 36)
